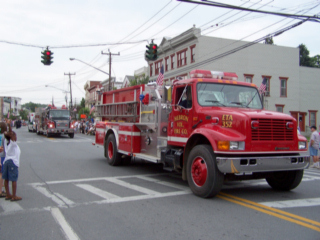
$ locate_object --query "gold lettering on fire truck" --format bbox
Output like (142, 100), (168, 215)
(222, 114), (233, 128)
(174, 115), (188, 135)
(174, 115), (189, 122)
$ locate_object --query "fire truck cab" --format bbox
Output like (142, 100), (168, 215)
(95, 69), (309, 198)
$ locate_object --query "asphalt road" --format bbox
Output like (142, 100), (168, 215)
(0, 127), (319, 240)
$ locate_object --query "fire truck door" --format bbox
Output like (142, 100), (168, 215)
(170, 86), (194, 146)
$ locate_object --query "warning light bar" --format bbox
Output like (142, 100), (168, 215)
(189, 69), (238, 81)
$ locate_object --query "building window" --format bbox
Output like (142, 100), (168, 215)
(177, 48), (187, 68)
(165, 57), (169, 71)
(190, 45), (195, 63)
(280, 77), (288, 97)
(309, 110), (317, 127)
(171, 54), (175, 69)
(275, 104), (284, 113)
(262, 76), (271, 97)
(149, 64), (153, 77)
(244, 74), (253, 83)
(155, 61), (162, 75)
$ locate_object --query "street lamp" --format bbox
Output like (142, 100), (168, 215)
(45, 85), (70, 108)
(69, 58), (109, 75)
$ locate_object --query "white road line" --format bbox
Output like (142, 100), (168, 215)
(136, 176), (190, 191)
(28, 173), (167, 186)
(0, 199), (23, 213)
(33, 185), (67, 207)
(51, 207), (80, 240)
(259, 197), (320, 208)
(105, 178), (160, 195)
(55, 193), (75, 206)
(76, 184), (119, 199)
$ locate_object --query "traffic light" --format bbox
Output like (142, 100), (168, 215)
(152, 44), (158, 60)
(146, 43), (153, 60)
(41, 48), (54, 65)
(145, 43), (158, 61)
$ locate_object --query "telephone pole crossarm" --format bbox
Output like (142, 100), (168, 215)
(64, 72), (76, 109)
(101, 50), (120, 91)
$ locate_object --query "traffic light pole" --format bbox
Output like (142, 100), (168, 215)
(101, 50), (120, 91)
(64, 72), (76, 109)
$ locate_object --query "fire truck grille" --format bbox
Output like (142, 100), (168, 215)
(251, 119), (294, 141)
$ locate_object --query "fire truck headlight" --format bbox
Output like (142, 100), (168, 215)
(230, 141), (245, 150)
(71, 124), (74, 128)
(298, 141), (307, 149)
(49, 124), (53, 128)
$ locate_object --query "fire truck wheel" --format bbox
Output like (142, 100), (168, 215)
(105, 134), (122, 166)
(69, 133), (74, 138)
(187, 145), (224, 198)
(266, 170), (303, 191)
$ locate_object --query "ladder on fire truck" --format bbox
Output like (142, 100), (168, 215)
(96, 100), (140, 122)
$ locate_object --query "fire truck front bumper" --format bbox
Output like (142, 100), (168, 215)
(216, 154), (310, 174)
(48, 128), (74, 134)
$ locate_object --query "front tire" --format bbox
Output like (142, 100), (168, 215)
(105, 134), (122, 166)
(69, 133), (74, 138)
(266, 170), (303, 191)
(187, 145), (224, 198)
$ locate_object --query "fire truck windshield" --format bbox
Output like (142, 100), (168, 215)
(49, 110), (70, 120)
(197, 83), (263, 109)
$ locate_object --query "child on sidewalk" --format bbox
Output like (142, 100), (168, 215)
(0, 119), (21, 201)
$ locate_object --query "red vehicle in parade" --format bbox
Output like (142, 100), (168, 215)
(35, 105), (74, 138)
(94, 69), (309, 198)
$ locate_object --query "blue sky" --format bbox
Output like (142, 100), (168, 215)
(0, 0), (319, 105)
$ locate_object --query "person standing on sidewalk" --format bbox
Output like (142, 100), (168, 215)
(1, 119), (22, 201)
(310, 126), (320, 168)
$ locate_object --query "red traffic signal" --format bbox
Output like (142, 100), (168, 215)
(41, 48), (54, 65)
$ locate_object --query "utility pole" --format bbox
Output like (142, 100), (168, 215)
(101, 50), (120, 91)
(64, 72), (76, 109)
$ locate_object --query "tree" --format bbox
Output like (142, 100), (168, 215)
(19, 109), (28, 120)
(129, 74), (149, 87)
(22, 102), (46, 112)
(311, 54), (320, 68)
(80, 98), (85, 108)
(298, 44), (314, 67)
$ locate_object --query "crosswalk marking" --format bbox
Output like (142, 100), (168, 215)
(33, 185), (69, 207)
(136, 176), (190, 191)
(76, 184), (119, 199)
(1, 170), (319, 216)
(260, 197), (320, 208)
(105, 178), (161, 195)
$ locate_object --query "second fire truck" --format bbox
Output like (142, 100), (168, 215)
(35, 105), (74, 138)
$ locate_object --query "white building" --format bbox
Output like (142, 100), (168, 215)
(147, 26), (320, 134)
(0, 96), (22, 119)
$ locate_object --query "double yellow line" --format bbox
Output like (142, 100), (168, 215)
(218, 192), (320, 232)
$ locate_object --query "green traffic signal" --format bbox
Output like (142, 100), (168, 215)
(41, 49), (54, 65)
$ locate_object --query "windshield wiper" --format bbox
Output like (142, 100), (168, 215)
(205, 100), (226, 106)
(245, 91), (259, 108)
(230, 102), (249, 108)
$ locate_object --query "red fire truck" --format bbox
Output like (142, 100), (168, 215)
(35, 105), (74, 138)
(94, 69), (309, 198)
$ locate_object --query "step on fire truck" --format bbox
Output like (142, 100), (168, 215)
(35, 105), (74, 138)
(94, 69), (309, 198)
